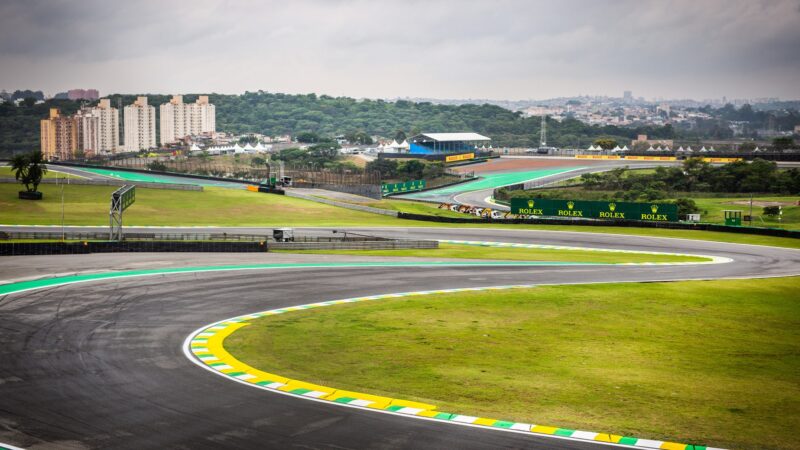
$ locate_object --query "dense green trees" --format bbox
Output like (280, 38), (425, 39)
(364, 158), (445, 182)
(593, 138), (618, 149)
(580, 158), (800, 195)
(208, 91), (677, 148)
(344, 130), (373, 144)
(772, 137), (794, 151)
(0, 99), (83, 155)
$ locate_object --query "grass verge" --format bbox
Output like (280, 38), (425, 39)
(275, 242), (710, 264)
(0, 183), (404, 227)
(226, 277), (800, 450)
(1, 183), (799, 249)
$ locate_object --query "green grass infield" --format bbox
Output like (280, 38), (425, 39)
(1, 183), (799, 249)
(225, 277), (800, 450)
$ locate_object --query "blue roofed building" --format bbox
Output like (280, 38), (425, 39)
(408, 132), (491, 155)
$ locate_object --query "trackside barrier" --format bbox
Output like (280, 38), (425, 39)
(701, 157), (742, 163)
(0, 231), (271, 241)
(0, 177), (203, 191)
(575, 155), (621, 160)
(268, 240), (437, 251)
(623, 156), (677, 161)
(396, 212), (800, 239)
(0, 241), (268, 256)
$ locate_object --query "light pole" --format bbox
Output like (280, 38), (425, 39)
(60, 176), (66, 241)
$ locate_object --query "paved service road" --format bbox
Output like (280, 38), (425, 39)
(1, 227), (799, 449)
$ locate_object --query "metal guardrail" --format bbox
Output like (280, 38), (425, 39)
(0, 231), (400, 242)
(268, 240), (438, 251)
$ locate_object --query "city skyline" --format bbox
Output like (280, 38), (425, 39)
(1, 0), (799, 101)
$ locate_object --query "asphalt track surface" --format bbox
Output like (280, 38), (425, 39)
(1, 227), (799, 449)
(395, 156), (800, 210)
(47, 164), (248, 189)
(395, 158), (669, 209)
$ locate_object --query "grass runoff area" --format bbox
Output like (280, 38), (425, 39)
(226, 277), (800, 450)
(1, 183), (799, 249)
(276, 242), (710, 264)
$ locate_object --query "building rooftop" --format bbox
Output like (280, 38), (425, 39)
(411, 132), (491, 142)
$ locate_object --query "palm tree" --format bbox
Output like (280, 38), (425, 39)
(11, 151), (48, 199)
(27, 151), (47, 193)
(10, 154), (31, 192)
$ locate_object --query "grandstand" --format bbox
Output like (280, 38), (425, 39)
(408, 132), (491, 154)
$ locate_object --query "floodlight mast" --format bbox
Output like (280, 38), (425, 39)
(540, 115), (547, 147)
(109, 185), (135, 241)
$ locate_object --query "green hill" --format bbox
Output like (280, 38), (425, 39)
(0, 92), (677, 156)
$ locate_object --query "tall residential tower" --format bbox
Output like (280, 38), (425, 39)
(159, 95), (215, 145)
(40, 108), (78, 160)
(124, 96), (156, 151)
(74, 98), (119, 154)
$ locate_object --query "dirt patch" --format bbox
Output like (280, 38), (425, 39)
(344, 156), (367, 168)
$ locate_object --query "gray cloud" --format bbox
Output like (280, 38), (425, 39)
(1, 0), (798, 100)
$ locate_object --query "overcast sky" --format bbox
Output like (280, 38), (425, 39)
(1, 0), (799, 101)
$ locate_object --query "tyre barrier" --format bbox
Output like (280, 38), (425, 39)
(0, 241), (268, 256)
(398, 212), (800, 239)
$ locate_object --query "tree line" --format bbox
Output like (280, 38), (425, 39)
(1, 92), (680, 157)
(579, 158), (800, 197)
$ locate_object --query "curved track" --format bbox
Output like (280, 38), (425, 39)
(1, 228), (799, 449)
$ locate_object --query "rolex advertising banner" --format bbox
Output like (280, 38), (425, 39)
(510, 198), (678, 222)
(381, 179), (426, 195)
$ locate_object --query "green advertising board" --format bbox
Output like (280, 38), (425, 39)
(382, 179), (426, 195)
(509, 198), (678, 222)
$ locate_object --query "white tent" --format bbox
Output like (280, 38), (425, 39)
(685, 146), (693, 152)
(190, 143), (202, 152)
(699, 146), (708, 153)
(708, 146), (715, 152)
(399, 139), (410, 149)
(233, 143), (245, 154)
(647, 145), (656, 151)
(587, 144), (596, 151)
(677, 146), (685, 152)
(621, 145), (629, 151)
(612, 145), (622, 151)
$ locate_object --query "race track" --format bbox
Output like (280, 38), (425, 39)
(1, 227), (799, 449)
(395, 158), (670, 209)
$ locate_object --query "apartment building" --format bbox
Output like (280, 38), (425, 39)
(124, 96), (156, 151)
(40, 108), (78, 160)
(160, 95), (215, 145)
